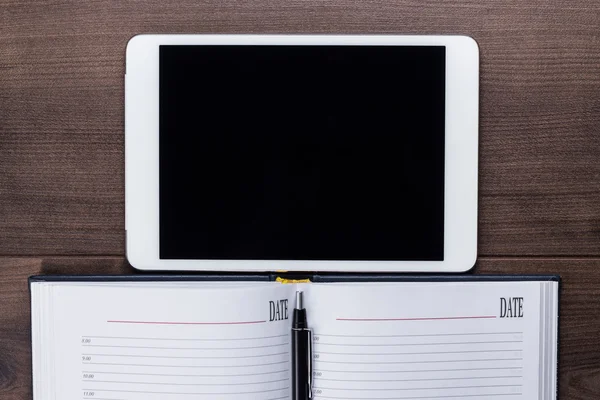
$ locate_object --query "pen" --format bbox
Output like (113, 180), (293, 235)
(292, 291), (312, 400)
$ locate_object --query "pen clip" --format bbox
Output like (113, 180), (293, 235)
(307, 329), (313, 399)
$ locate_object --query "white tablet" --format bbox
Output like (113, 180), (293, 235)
(125, 34), (479, 272)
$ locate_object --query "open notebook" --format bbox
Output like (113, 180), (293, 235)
(30, 277), (558, 400)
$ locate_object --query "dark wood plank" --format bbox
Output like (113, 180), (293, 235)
(1, 1), (599, 256)
(0, 256), (598, 399)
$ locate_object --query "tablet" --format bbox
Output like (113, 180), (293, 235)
(125, 35), (479, 272)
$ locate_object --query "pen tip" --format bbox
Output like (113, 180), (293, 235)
(296, 291), (303, 309)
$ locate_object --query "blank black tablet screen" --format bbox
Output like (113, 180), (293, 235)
(159, 45), (445, 261)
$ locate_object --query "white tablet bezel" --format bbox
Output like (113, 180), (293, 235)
(125, 34), (478, 272)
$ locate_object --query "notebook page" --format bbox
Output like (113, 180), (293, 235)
(44, 283), (294, 400)
(302, 281), (542, 400)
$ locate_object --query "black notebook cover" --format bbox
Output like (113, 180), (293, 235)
(29, 273), (560, 284)
(29, 273), (561, 400)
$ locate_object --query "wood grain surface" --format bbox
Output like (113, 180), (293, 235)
(1, 0), (600, 399)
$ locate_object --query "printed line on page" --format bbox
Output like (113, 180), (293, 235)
(315, 367), (523, 374)
(84, 395), (289, 400)
(82, 387), (290, 395)
(316, 358), (522, 364)
(86, 396), (288, 400)
(315, 349), (523, 356)
(107, 320), (267, 325)
(83, 343), (287, 350)
(82, 334), (288, 341)
(316, 341), (523, 347)
(81, 352), (288, 359)
(317, 375), (523, 382)
(316, 332), (522, 338)
(314, 394), (522, 399)
(83, 343), (288, 350)
(83, 398), (124, 400)
(82, 378), (289, 386)
(336, 316), (497, 322)
(81, 370), (290, 377)
(313, 383), (522, 391)
(82, 360), (289, 368)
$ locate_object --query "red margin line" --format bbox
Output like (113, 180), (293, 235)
(336, 316), (497, 321)
(107, 320), (267, 325)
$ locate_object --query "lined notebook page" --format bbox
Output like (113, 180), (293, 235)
(303, 281), (543, 400)
(45, 283), (294, 400)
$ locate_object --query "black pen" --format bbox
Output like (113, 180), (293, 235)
(292, 291), (312, 400)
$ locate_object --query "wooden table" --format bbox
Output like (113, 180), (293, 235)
(1, 0), (599, 398)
